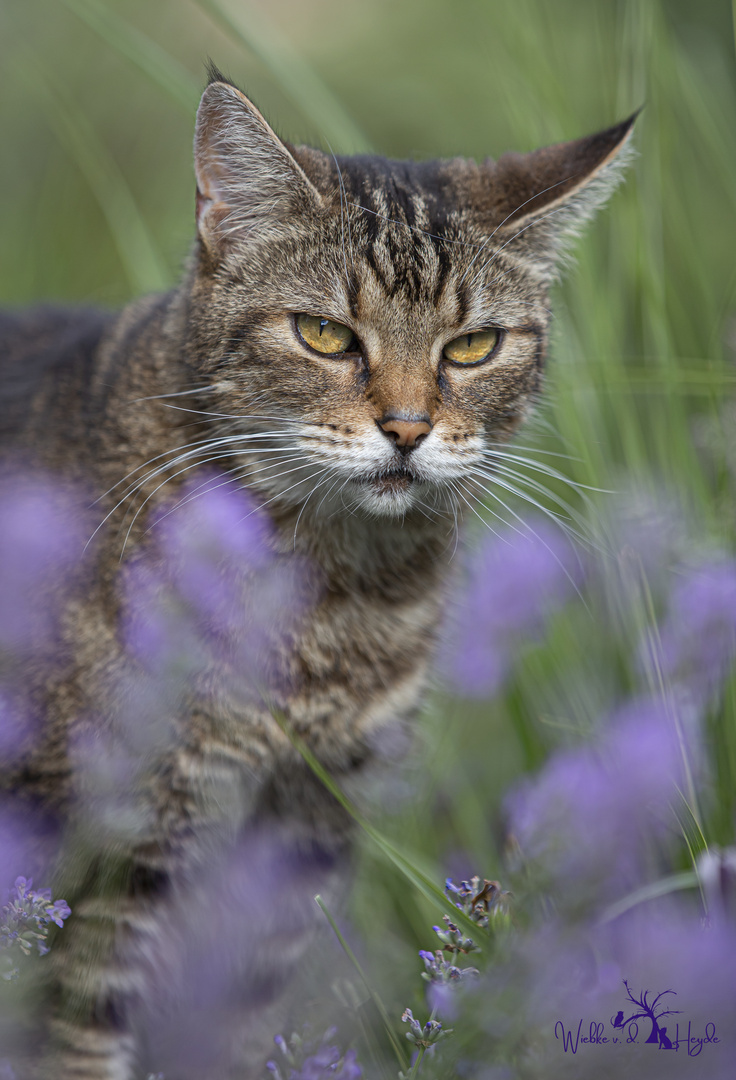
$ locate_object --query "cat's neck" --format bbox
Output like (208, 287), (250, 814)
(270, 501), (457, 598)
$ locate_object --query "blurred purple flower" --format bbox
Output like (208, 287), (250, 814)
(0, 475), (87, 654)
(138, 825), (344, 1078)
(67, 725), (150, 840)
(267, 1033), (362, 1080)
(0, 802), (58, 898)
(443, 521), (578, 697)
(122, 478), (318, 703)
(0, 691), (34, 761)
(652, 558), (736, 706)
(506, 697), (685, 906)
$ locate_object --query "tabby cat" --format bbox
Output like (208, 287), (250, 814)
(0, 68), (634, 1078)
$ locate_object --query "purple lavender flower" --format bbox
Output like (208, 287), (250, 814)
(266, 1025), (362, 1080)
(419, 948), (479, 985)
(122, 477), (317, 702)
(442, 521), (578, 697)
(401, 1008), (453, 1049)
(137, 826), (346, 1077)
(420, 947), (479, 1019)
(653, 558), (736, 707)
(74, 477), (321, 838)
(0, 475), (87, 655)
(445, 877), (510, 927)
(1, 876), (71, 977)
(0, 691), (34, 762)
(432, 915), (478, 955)
(506, 696), (686, 907)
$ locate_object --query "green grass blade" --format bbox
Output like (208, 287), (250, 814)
(597, 871), (699, 925)
(192, 0), (373, 151)
(270, 709), (487, 951)
(16, 61), (169, 295)
(315, 894), (409, 1071)
(59, 0), (201, 112)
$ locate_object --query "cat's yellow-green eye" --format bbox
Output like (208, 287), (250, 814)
(443, 329), (501, 366)
(296, 314), (356, 355)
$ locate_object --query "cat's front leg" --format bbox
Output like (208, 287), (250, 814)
(35, 754), (349, 1080)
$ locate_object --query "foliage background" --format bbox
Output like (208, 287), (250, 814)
(1, 0), (736, 1069)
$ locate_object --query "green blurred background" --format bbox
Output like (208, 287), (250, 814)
(2, 0), (736, 1046)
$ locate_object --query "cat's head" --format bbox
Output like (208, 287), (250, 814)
(184, 73), (634, 522)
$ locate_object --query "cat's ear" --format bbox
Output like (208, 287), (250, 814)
(485, 114), (638, 277)
(194, 77), (323, 255)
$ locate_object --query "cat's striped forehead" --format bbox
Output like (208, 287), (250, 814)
(286, 148), (498, 320)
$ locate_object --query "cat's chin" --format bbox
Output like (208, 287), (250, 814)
(347, 474), (425, 518)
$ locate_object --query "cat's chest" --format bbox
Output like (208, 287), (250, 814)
(155, 575), (444, 843)
(291, 583), (443, 740)
(191, 578), (444, 766)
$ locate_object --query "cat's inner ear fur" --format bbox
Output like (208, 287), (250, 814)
(484, 113), (638, 277)
(194, 80), (323, 254)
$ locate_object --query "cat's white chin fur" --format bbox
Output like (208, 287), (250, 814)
(348, 479), (425, 518)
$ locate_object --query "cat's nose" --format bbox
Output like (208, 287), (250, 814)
(378, 415), (432, 450)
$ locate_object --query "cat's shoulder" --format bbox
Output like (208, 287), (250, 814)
(0, 304), (114, 445)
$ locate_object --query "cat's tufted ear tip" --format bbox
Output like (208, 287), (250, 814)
(193, 72), (322, 259)
(205, 59), (230, 88)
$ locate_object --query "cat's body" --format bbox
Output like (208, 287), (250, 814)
(0, 72), (634, 1078)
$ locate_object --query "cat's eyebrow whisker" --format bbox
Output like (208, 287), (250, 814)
(460, 172), (580, 285)
(328, 145), (354, 283)
(468, 205), (568, 290)
(495, 298), (554, 317)
(470, 188), (587, 292)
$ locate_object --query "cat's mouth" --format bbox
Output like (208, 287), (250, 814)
(359, 466), (415, 494)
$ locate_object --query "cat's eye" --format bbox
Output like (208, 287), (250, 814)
(443, 329), (501, 366)
(296, 314), (356, 355)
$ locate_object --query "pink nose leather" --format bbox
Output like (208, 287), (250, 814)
(379, 418), (432, 448)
